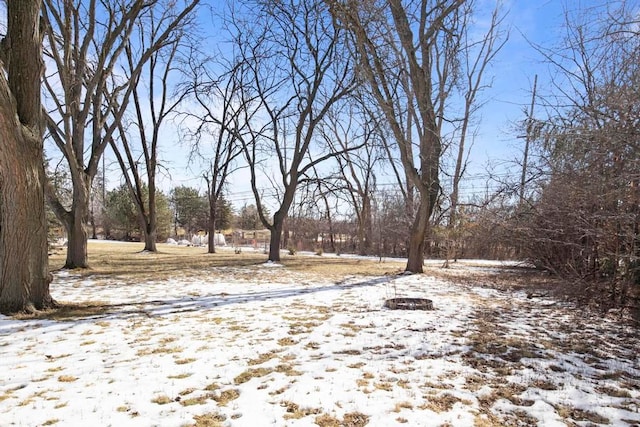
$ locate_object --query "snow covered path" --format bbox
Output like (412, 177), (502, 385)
(1, 262), (638, 426)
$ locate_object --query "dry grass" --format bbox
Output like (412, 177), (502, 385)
(314, 412), (369, 427)
(180, 395), (210, 406)
(392, 401), (414, 412)
(248, 351), (279, 366)
(212, 389), (240, 406)
(13, 301), (112, 321)
(554, 404), (610, 424)
(48, 241), (403, 282)
(151, 395), (172, 405)
(420, 393), (473, 413)
(234, 367), (273, 384)
(595, 385), (632, 398)
(192, 412), (226, 427)
(281, 401), (322, 419)
(167, 373), (192, 379)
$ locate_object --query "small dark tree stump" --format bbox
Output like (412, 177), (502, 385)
(384, 298), (433, 310)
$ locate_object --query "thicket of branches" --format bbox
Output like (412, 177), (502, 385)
(505, 3), (640, 317)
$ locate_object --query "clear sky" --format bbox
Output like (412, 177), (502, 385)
(447, 0), (567, 199)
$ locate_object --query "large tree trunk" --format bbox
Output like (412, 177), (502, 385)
(0, 0), (54, 314)
(268, 211), (286, 262)
(143, 223), (157, 252)
(64, 180), (90, 269)
(0, 80), (53, 312)
(405, 196), (431, 273)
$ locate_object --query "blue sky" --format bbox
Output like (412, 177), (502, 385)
(452, 1), (567, 194)
(158, 0), (580, 207)
(1, 1), (603, 206)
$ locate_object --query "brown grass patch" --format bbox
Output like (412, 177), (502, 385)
(374, 382), (393, 392)
(180, 395), (209, 406)
(392, 401), (413, 412)
(136, 346), (182, 356)
(193, 412), (226, 427)
(281, 401), (322, 419)
(554, 405), (610, 424)
(248, 351), (279, 365)
(315, 413), (341, 427)
(167, 373), (192, 379)
(179, 388), (196, 396)
(334, 349), (362, 356)
(57, 375), (77, 383)
(342, 412), (370, 426)
(234, 367), (273, 384)
(212, 389), (240, 406)
(595, 385), (632, 398)
(477, 383), (531, 407)
(151, 395), (172, 405)
(278, 337), (298, 346)
(13, 301), (112, 321)
(419, 393), (471, 412)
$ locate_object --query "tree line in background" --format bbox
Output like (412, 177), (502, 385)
(1, 0), (639, 320)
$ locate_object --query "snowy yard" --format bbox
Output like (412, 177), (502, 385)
(1, 244), (639, 426)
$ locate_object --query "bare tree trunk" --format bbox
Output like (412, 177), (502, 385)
(0, 0), (54, 313)
(406, 195), (432, 273)
(207, 197), (217, 254)
(143, 224), (157, 252)
(0, 83), (53, 312)
(356, 194), (372, 256)
(268, 212), (286, 262)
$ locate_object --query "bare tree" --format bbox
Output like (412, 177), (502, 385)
(321, 100), (382, 255)
(0, 0), (54, 313)
(110, 4), (198, 252)
(42, 0), (199, 268)
(445, 4), (507, 230)
(181, 56), (247, 253)
(231, 0), (357, 262)
(437, 3), (507, 267)
(327, 0), (465, 272)
(513, 2), (640, 316)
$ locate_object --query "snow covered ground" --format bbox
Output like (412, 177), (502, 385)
(1, 257), (639, 426)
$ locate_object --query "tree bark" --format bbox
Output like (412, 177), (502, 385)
(63, 180), (90, 269)
(406, 195), (432, 273)
(142, 180), (157, 252)
(268, 212), (286, 262)
(143, 223), (157, 252)
(0, 0), (54, 313)
(207, 197), (217, 254)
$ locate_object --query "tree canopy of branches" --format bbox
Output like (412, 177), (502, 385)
(327, 0), (467, 272)
(110, 1), (199, 252)
(42, 0), (199, 268)
(0, 0), (54, 314)
(512, 2), (640, 316)
(181, 52), (246, 253)
(230, 0), (357, 261)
